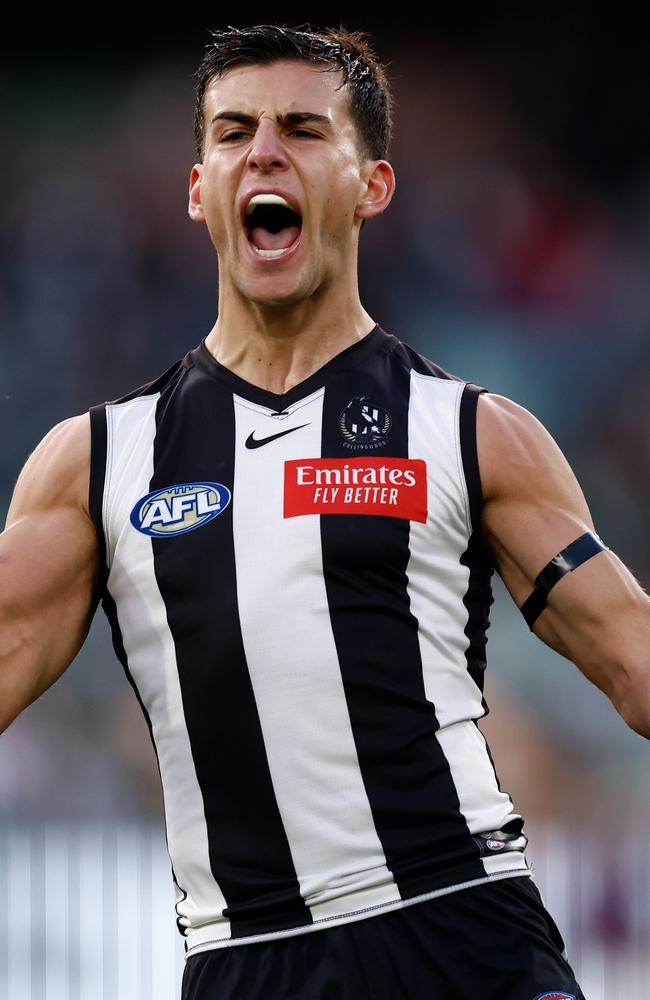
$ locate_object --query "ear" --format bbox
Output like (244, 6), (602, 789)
(188, 163), (205, 223)
(355, 160), (396, 222)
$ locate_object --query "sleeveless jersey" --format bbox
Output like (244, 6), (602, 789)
(88, 323), (531, 958)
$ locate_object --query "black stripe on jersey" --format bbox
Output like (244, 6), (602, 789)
(459, 384), (483, 532)
(148, 367), (311, 939)
(319, 352), (487, 898)
(459, 383), (494, 710)
(88, 403), (108, 576)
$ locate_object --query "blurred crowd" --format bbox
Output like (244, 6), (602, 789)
(1, 21), (648, 833)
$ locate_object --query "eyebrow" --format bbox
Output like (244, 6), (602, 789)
(210, 110), (332, 129)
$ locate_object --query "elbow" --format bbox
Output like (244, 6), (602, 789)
(611, 666), (650, 740)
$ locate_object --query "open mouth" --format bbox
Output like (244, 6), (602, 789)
(244, 196), (302, 258)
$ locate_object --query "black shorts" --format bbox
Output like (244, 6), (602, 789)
(181, 874), (586, 999)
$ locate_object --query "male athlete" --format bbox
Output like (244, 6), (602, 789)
(2, 23), (649, 1000)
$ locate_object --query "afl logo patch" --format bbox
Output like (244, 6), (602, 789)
(486, 839), (505, 850)
(339, 396), (391, 450)
(532, 993), (575, 1000)
(130, 482), (231, 537)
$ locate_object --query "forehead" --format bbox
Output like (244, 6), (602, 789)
(203, 58), (352, 126)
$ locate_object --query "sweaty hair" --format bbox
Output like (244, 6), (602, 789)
(192, 23), (394, 164)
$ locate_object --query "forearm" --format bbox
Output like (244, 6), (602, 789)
(0, 624), (43, 733)
(531, 597), (650, 740)
(0, 593), (96, 734)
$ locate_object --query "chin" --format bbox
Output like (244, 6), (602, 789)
(236, 272), (315, 309)
(247, 289), (308, 309)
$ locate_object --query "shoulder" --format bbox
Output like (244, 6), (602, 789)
(475, 391), (591, 517)
(476, 392), (549, 472)
(6, 413), (91, 525)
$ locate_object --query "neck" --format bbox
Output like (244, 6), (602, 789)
(204, 276), (375, 395)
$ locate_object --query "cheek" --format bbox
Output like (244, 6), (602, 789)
(320, 193), (360, 239)
(330, 168), (364, 226)
(200, 171), (232, 218)
(202, 193), (236, 245)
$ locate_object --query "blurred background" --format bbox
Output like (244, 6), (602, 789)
(1, 10), (649, 998)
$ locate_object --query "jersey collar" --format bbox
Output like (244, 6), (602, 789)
(188, 323), (395, 412)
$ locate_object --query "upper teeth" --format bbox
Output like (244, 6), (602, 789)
(245, 193), (293, 215)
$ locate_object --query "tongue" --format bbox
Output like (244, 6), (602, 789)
(249, 225), (300, 250)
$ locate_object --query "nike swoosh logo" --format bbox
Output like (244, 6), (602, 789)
(245, 424), (310, 449)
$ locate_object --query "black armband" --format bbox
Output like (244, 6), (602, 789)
(520, 531), (608, 629)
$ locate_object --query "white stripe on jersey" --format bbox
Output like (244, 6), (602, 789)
(406, 373), (487, 727)
(104, 394), (230, 938)
(231, 390), (400, 918)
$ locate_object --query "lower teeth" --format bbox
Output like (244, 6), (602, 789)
(253, 247), (290, 257)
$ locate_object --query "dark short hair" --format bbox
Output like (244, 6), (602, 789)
(192, 23), (394, 164)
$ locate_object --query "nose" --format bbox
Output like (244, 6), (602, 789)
(246, 118), (289, 172)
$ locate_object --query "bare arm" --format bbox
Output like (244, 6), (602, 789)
(477, 392), (650, 739)
(0, 414), (102, 733)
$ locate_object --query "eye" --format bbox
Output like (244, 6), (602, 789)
(219, 127), (319, 143)
(220, 130), (250, 142)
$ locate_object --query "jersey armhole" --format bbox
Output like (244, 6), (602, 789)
(88, 403), (109, 586)
(458, 382), (486, 536)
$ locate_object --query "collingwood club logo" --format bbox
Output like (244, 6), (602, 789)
(339, 395), (392, 450)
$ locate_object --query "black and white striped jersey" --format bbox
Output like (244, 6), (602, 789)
(88, 322), (530, 958)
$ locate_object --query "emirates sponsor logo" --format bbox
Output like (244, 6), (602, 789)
(284, 457), (427, 522)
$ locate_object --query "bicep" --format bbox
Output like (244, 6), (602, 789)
(0, 415), (101, 730)
(477, 392), (650, 705)
(477, 393), (595, 606)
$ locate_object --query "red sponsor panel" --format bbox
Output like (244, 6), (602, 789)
(284, 457), (427, 522)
